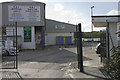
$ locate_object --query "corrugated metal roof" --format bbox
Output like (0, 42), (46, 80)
(46, 19), (76, 26)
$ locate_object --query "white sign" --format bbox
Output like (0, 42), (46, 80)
(55, 25), (65, 30)
(8, 5), (40, 21)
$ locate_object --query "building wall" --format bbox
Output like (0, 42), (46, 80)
(0, 3), (2, 27)
(0, 3), (2, 40)
(45, 19), (76, 46)
(2, 2), (45, 49)
(45, 33), (74, 45)
(2, 2), (45, 26)
(0, 4), (2, 80)
(108, 23), (118, 56)
(6, 26), (35, 49)
(117, 22), (120, 46)
(109, 23), (118, 48)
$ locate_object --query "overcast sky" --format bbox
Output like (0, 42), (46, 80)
(0, 0), (119, 32)
(45, 2), (118, 32)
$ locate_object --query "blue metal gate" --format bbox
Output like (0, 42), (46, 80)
(65, 36), (72, 44)
(56, 36), (72, 45)
(56, 36), (64, 45)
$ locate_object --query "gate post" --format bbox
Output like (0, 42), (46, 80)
(106, 21), (110, 60)
(77, 23), (84, 72)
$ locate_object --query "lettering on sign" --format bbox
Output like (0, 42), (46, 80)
(8, 5), (40, 21)
(24, 27), (32, 42)
(55, 25), (65, 30)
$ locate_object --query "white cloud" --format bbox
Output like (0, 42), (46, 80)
(33, 0), (48, 4)
(46, 3), (92, 32)
(54, 4), (64, 11)
(32, 0), (120, 2)
(107, 10), (120, 15)
(0, 0), (119, 3)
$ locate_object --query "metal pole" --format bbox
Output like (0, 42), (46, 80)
(13, 29), (14, 47)
(106, 22), (110, 59)
(13, 28), (16, 68)
(76, 24), (78, 46)
(76, 25), (80, 69)
(91, 6), (94, 48)
(15, 22), (18, 69)
(78, 23), (84, 72)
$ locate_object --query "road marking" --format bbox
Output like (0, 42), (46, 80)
(68, 73), (77, 80)
(69, 73), (74, 78)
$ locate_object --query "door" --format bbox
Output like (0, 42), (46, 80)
(65, 36), (72, 44)
(56, 36), (64, 45)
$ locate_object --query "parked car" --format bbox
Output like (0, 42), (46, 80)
(0, 40), (19, 56)
(5, 47), (19, 56)
(0, 40), (6, 55)
(95, 43), (103, 54)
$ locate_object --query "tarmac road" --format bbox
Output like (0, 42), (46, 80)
(18, 45), (77, 78)
(2, 43), (105, 79)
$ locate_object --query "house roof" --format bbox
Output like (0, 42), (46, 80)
(46, 19), (76, 26)
(92, 15), (120, 17)
(92, 15), (120, 27)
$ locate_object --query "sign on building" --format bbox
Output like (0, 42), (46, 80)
(55, 25), (65, 30)
(8, 5), (40, 21)
(24, 27), (31, 42)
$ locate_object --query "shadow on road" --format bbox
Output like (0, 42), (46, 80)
(18, 46), (92, 64)
(82, 71), (106, 80)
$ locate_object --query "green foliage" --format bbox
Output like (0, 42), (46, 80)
(105, 47), (120, 79)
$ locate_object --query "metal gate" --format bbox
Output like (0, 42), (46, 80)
(100, 32), (107, 64)
(1, 23), (18, 69)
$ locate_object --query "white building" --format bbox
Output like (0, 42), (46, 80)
(45, 19), (75, 46)
(0, 1), (76, 50)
